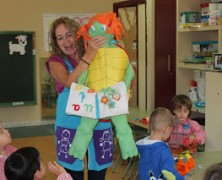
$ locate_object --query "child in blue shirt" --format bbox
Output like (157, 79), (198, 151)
(136, 107), (185, 180)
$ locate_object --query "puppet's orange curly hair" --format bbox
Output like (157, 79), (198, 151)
(77, 12), (125, 49)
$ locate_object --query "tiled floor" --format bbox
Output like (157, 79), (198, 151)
(9, 124), (138, 180)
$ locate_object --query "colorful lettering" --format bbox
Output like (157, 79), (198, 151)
(72, 104), (80, 111)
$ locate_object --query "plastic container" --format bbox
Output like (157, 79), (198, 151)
(181, 12), (198, 23)
(192, 41), (218, 58)
(200, 3), (209, 16)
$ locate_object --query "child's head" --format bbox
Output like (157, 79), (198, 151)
(149, 107), (174, 141)
(0, 121), (12, 150)
(4, 147), (46, 180)
(170, 94), (192, 123)
(203, 162), (222, 180)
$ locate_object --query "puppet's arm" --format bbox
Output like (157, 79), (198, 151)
(78, 69), (88, 85)
(124, 62), (135, 90)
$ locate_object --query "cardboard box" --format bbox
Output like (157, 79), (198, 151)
(181, 12), (198, 23)
(192, 41), (218, 58)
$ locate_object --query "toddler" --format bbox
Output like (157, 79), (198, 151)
(136, 107), (185, 180)
(4, 146), (72, 180)
(167, 94), (206, 153)
(0, 121), (16, 180)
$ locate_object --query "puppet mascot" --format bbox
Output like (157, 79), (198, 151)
(68, 12), (138, 160)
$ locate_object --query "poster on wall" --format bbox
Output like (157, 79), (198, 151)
(43, 13), (94, 51)
(0, 31), (36, 107)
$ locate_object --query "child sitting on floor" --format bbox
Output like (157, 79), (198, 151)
(136, 107), (185, 180)
(0, 121), (17, 180)
(4, 146), (72, 180)
(167, 94), (206, 155)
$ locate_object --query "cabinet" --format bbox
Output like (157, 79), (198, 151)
(177, 0), (222, 151)
(205, 72), (222, 151)
(155, 0), (176, 108)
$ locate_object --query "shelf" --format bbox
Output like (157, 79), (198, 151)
(177, 62), (206, 70)
(177, 62), (222, 72)
(177, 0), (222, 152)
(178, 25), (219, 32)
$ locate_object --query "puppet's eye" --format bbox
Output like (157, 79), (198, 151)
(90, 25), (95, 32)
(102, 25), (106, 32)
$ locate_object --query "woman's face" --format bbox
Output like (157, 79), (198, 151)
(55, 23), (77, 57)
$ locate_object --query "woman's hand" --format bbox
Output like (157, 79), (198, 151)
(83, 36), (107, 62)
(48, 161), (67, 176)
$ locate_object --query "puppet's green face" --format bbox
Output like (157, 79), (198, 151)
(88, 21), (114, 47)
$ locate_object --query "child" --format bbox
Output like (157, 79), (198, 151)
(167, 94), (206, 152)
(136, 107), (185, 180)
(0, 121), (17, 180)
(4, 146), (72, 180)
(203, 162), (222, 180)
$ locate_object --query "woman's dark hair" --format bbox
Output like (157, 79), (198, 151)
(4, 147), (40, 180)
(203, 162), (222, 180)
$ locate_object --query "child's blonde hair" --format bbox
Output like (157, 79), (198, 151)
(149, 107), (174, 132)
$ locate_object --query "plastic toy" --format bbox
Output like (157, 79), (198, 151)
(68, 12), (138, 160)
(175, 150), (195, 176)
(139, 117), (149, 124)
(171, 137), (198, 156)
(183, 137), (198, 154)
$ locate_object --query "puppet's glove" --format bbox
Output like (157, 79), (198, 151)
(112, 115), (138, 159)
(68, 117), (98, 160)
(162, 170), (176, 180)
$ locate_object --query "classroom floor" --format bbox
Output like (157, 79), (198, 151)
(9, 124), (139, 180)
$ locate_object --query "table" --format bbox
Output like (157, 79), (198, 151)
(127, 107), (149, 129)
(127, 108), (222, 179)
(191, 151), (222, 179)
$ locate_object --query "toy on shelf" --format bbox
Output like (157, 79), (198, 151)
(175, 150), (195, 177)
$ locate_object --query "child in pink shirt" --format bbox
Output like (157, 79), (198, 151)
(167, 95), (206, 151)
(0, 121), (17, 180)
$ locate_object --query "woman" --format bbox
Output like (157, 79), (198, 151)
(46, 17), (113, 180)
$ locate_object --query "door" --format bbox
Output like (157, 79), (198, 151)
(113, 0), (147, 109)
(155, 0), (176, 108)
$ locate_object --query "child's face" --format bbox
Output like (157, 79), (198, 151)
(163, 126), (173, 141)
(0, 123), (12, 149)
(173, 106), (189, 123)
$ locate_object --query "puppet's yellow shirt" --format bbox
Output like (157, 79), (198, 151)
(86, 47), (129, 91)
